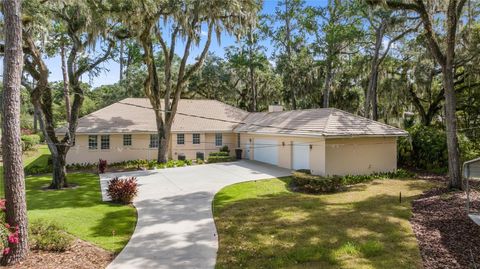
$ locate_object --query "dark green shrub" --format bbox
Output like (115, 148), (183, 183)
(209, 151), (230, 157)
(29, 220), (74, 252)
(207, 156), (235, 163)
(220, 145), (230, 153)
(398, 125), (480, 171)
(21, 134), (41, 151)
(291, 171), (343, 194)
(341, 169), (414, 185)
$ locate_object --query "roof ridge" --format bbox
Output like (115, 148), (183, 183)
(329, 108), (406, 132)
(322, 108), (335, 135)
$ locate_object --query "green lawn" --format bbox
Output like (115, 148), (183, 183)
(0, 145), (136, 253)
(213, 177), (434, 269)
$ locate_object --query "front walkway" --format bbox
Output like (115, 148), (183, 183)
(101, 160), (291, 269)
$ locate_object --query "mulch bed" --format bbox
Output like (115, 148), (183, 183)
(411, 173), (480, 269)
(7, 239), (113, 269)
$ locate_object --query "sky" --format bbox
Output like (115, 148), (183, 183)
(0, 0), (328, 88)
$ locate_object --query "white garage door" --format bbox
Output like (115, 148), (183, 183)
(292, 142), (310, 170)
(254, 139), (278, 165)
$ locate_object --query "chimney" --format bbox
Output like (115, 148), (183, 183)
(268, 104), (283, 112)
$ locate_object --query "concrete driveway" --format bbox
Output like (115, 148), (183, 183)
(101, 160), (291, 269)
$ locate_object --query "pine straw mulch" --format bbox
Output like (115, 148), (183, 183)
(411, 172), (480, 269)
(6, 239), (113, 269)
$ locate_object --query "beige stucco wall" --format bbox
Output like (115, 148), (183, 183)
(170, 132), (236, 160)
(65, 132), (238, 164)
(238, 133), (325, 174)
(324, 137), (397, 176)
(65, 132), (397, 176)
(66, 133), (158, 164)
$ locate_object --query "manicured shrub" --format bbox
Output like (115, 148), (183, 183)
(220, 145), (230, 153)
(98, 159), (107, 174)
(196, 159), (204, 164)
(29, 219), (74, 252)
(209, 151), (230, 157)
(341, 169), (414, 185)
(21, 134), (41, 151)
(107, 177), (138, 204)
(207, 156), (235, 163)
(291, 171), (343, 194)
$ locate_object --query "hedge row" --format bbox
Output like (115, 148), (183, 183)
(291, 169), (415, 194)
(207, 156), (235, 163)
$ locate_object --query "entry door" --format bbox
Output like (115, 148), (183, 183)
(292, 142), (310, 170)
(254, 139), (278, 165)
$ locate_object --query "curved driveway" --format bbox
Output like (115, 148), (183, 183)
(101, 161), (291, 269)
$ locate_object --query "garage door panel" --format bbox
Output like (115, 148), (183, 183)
(254, 139), (278, 165)
(293, 142), (310, 170)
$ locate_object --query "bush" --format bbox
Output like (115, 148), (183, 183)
(341, 169), (414, 185)
(107, 177), (138, 204)
(220, 145), (230, 153)
(29, 219), (74, 252)
(291, 171), (343, 194)
(209, 151), (230, 157)
(21, 134), (41, 151)
(291, 169), (414, 194)
(98, 159), (107, 174)
(207, 156), (235, 163)
(398, 125), (480, 171)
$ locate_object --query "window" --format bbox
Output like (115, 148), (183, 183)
(196, 152), (204, 160)
(177, 133), (185, 145)
(150, 134), (159, 148)
(237, 133), (241, 148)
(215, 133), (223, 147)
(88, 135), (97, 150)
(101, 135), (110, 150)
(123, 134), (132, 146)
(192, 133), (200, 145)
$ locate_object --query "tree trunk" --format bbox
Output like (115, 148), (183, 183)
(60, 44), (71, 122)
(47, 143), (68, 189)
(285, 0), (296, 110)
(119, 39), (124, 81)
(365, 22), (385, 119)
(443, 64), (461, 189)
(323, 55), (333, 108)
(371, 71), (379, 120)
(1, 0), (28, 264)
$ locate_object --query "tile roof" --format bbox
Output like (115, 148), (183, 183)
(57, 98), (407, 137)
(56, 98), (249, 134)
(233, 108), (407, 137)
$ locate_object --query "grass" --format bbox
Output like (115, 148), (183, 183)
(213, 177), (435, 269)
(0, 144), (136, 253)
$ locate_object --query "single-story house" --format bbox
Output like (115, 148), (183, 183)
(57, 98), (407, 176)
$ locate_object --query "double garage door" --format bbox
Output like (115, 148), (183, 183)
(253, 139), (310, 170)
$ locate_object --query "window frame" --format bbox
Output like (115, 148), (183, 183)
(149, 134), (159, 148)
(177, 133), (185, 145)
(101, 135), (110, 150)
(215, 133), (223, 147)
(192, 133), (201, 145)
(123, 134), (132, 146)
(88, 135), (98, 150)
